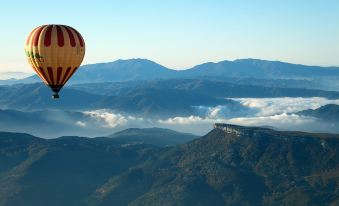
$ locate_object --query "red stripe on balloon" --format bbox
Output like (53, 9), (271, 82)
(33, 26), (45, 46)
(69, 67), (77, 78)
(26, 27), (38, 45)
(60, 67), (71, 85)
(44, 25), (53, 47)
(32, 67), (46, 83)
(66, 67), (77, 85)
(56, 26), (64, 47)
(39, 67), (49, 84)
(65, 26), (76, 47)
(47, 67), (54, 85)
(73, 28), (84, 47)
(62, 67), (77, 85)
(56, 67), (62, 85)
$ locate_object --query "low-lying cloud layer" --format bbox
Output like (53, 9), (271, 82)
(78, 97), (339, 135)
(84, 110), (129, 128)
(2, 97), (331, 137)
(233, 97), (339, 116)
(81, 109), (152, 131)
(157, 97), (339, 134)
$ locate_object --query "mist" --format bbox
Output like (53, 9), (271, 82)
(1, 97), (338, 138)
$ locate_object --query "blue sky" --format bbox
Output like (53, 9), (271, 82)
(0, 0), (338, 72)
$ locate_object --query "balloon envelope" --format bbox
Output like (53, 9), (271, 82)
(25, 24), (85, 98)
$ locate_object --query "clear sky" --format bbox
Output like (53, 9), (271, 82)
(0, 0), (338, 72)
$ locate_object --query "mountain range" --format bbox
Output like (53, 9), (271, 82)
(1, 58), (339, 205)
(1, 80), (339, 114)
(298, 104), (339, 122)
(1, 78), (339, 137)
(109, 127), (197, 147)
(3, 58), (339, 90)
(69, 58), (339, 84)
(0, 72), (32, 80)
(1, 59), (339, 138)
(0, 124), (338, 206)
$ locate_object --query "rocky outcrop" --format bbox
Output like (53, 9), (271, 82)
(213, 123), (252, 136)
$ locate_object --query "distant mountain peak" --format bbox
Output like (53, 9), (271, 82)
(109, 127), (197, 147)
(114, 58), (161, 64)
(2, 58), (339, 85)
(234, 58), (276, 62)
(113, 127), (173, 134)
(297, 104), (339, 122)
(0, 72), (33, 80)
(84, 58), (167, 69)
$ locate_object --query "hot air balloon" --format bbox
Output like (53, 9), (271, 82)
(25, 24), (85, 99)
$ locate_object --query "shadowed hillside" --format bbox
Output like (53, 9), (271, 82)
(88, 124), (339, 206)
(298, 104), (339, 122)
(110, 127), (197, 147)
(1, 125), (338, 206)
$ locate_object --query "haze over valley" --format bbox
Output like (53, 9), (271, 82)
(1, 59), (339, 137)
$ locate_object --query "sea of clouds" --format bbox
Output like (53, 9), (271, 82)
(79, 97), (339, 136)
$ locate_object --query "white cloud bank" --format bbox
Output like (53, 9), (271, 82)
(84, 110), (128, 128)
(232, 97), (339, 116)
(76, 121), (87, 127)
(158, 97), (339, 134)
(83, 110), (145, 128)
(80, 98), (339, 135)
(158, 113), (316, 126)
(158, 115), (209, 125)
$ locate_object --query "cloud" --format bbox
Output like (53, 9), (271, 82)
(76, 121), (86, 127)
(193, 104), (254, 119)
(83, 110), (128, 128)
(157, 113), (324, 134)
(231, 97), (339, 116)
(158, 113), (316, 126)
(227, 113), (317, 127)
(158, 115), (211, 125)
(191, 97), (339, 120)
(159, 97), (339, 134)
(83, 110), (148, 129)
(80, 98), (339, 136)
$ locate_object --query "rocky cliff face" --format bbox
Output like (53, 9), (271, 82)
(213, 123), (252, 136)
(213, 123), (273, 137)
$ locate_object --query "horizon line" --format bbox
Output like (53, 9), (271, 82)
(2, 57), (339, 74)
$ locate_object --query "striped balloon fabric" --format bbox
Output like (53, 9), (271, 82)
(25, 24), (85, 98)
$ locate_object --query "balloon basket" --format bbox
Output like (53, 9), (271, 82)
(52, 93), (60, 99)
